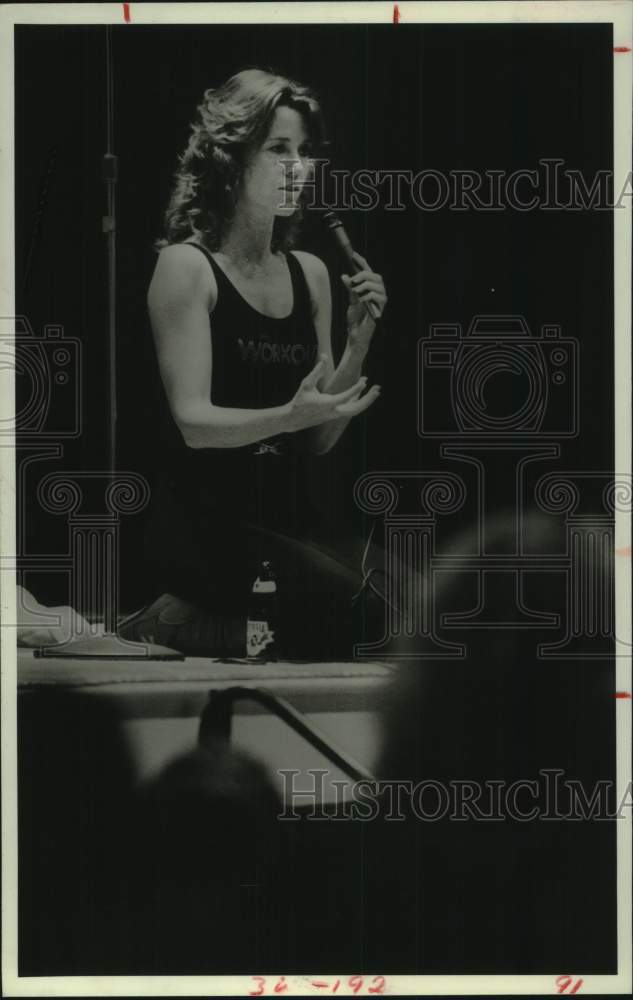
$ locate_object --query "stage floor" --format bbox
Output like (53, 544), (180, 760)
(17, 650), (396, 797)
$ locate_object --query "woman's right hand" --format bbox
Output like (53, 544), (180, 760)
(286, 355), (380, 433)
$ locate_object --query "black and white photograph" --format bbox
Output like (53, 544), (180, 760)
(1, 1), (632, 995)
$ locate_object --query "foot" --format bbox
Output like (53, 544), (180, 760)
(119, 594), (198, 645)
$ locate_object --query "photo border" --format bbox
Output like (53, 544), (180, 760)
(1, 2), (631, 995)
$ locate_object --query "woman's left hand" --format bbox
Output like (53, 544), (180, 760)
(341, 251), (387, 350)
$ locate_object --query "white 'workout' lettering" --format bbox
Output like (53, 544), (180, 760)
(237, 338), (318, 366)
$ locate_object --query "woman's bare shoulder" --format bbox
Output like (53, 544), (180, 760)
(289, 250), (329, 283)
(289, 251), (330, 309)
(149, 242), (218, 312)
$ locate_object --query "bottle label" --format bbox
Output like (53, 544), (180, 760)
(246, 618), (275, 658)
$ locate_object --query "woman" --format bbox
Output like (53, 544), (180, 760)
(125, 68), (388, 659)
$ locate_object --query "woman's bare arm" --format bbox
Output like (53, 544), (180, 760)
(148, 244), (373, 449)
(293, 251), (380, 455)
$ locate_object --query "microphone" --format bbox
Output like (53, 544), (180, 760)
(323, 211), (381, 321)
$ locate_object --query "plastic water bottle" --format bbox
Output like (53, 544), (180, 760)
(246, 561), (278, 661)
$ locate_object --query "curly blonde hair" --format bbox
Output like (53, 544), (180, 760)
(154, 68), (326, 254)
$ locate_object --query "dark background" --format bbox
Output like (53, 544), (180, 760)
(15, 20), (618, 977)
(15, 21), (614, 608)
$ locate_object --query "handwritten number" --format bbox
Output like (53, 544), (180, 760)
(251, 973), (388, 995)
(368, 976), (386, 995)
(556, 976), (583, 994)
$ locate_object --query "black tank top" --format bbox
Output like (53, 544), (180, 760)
(163, 242), (320, 532)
